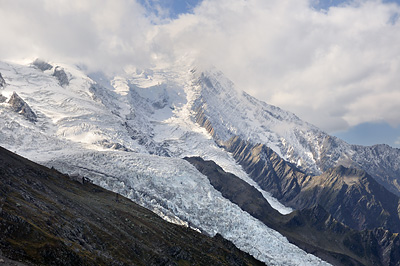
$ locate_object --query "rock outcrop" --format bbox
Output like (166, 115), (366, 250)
(53, 66), (69, 86)
(32, 59), (53, 71)
(0, 94), (6, 103)
(0, 73), (5, 88)
(7, 92), (37, 122)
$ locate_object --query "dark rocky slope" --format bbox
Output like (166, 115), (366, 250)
(185, 156), (400, 266)
(348, 144), (400, 197)
(0, 146), (264, 266)
(0, 72), (5, 88)
(222, 136), (400, 234)
(53, 66), (69, 87)
(0, 72), (6, 103)
(7, 92), (37, 122)
(32, 59), (53, 72)
(0, 93), (6, 103)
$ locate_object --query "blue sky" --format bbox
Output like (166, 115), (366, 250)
(140, 0), (400, 17)
(334, 122), (400, 148)
(313, 0), (400, 10)
(138, 0), (202, 19)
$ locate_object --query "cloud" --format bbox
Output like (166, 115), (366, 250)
(0, 0), (153, 72)
(1, 0), (400, 134)
(151, 0), (400, 133)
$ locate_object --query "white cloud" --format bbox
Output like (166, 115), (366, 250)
(1, 0), (400, 134)
(0, 0), (153, 72)
(151, 0), (400, 133)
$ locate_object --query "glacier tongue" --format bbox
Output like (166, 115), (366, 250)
(45, 151), (328, 266)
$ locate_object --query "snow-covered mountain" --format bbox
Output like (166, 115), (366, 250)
(1, 58), (400, 265)
(190, 67), (400, 196)
(0, 60), (327, 265)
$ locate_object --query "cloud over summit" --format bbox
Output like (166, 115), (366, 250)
(1, 0), (399, 134)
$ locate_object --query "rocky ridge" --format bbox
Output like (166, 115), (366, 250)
(0, 72), (5, 88)
(7, 92), (37, 122)
(185, 156), (400, 266)
(221, 136), (400, 233)
(0, 94), (6, 103)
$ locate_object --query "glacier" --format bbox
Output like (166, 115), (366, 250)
(46, 151), (327, 266)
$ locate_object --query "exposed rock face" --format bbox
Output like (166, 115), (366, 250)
(294, 166), (400, 232)
(32, 59), (53, 71)
(0, 73), (5, 88)
(53, 66), (69, 86)
(0, 146), (264, 266)
(222, 136), (400, 234)
(0, 94), (6, 103)
(223, 136), (307, 201)
(195, 105), (218, 139)
(284, 206), (400, 266)
(349, 144), (400, 197)
(7, 92), (37, 122)
(186, 156), (400, 266)
(97, 139), (133, 152)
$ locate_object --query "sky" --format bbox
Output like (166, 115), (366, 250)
(0, 0), (399, 148)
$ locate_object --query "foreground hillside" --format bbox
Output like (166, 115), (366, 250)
(0, 146), (265, 266)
